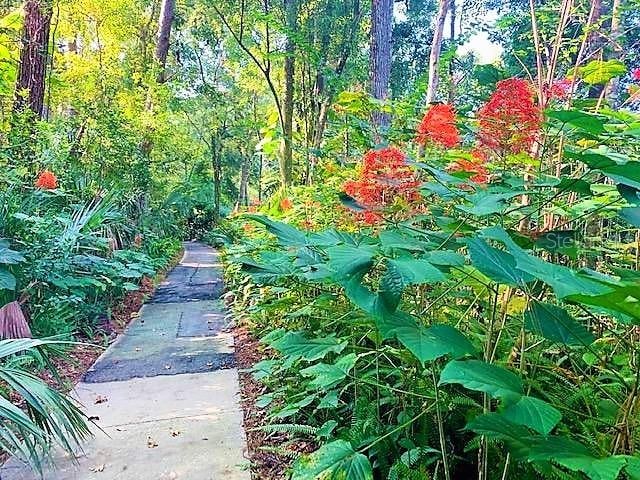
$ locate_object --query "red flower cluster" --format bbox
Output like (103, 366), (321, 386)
(477, 78), (542, 155)
(280, 198), (293, 211)
(547, 78), (572, 101)
(35, 170), (58, 190)
(632, 68), (640, 82)
(416, 104), (461, 148)
(344, 147), (420, 224)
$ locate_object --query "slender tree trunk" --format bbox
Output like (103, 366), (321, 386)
(370, 0), (392, 135)
(155, 0), (175, 83)
(425, 0), (449, 104)
(447, 0), (456, 103)
(237, 152), (250, 209)
(605, 0), (623, 103)
(13, 0), (53, 119)
(212, 133), (222, 220)
(281, 0), (297, 187)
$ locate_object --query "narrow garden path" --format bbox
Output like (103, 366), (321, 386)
(1, 243), (249, 480)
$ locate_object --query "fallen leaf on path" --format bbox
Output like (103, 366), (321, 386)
(94, 395), (108, 404)
(170, 430), (180, 437)
(88, 415), (100, 421)
(90, 464), (105, 472)
(147, 436), (158, 448)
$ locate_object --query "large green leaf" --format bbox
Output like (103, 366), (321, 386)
(386, 258), (446, 285)
(458, 191), (523, 216)
(579, 59), (626, 85)
(501, 395), (561, 435)
(300, 354), (357, 390)
(268, 332), (347, 362)
(467, 237), (533, 286)
(395, 324), (475, 364)
(0, 268), (16, 291)
(0, 244), (24, 265)
(246, 215), (308, 246)
(465, 413), (532, 459)
(524, 301), (595, 346)
(439, 360), (523, 401)
(327, 245), (377, 279)
(481, 227), (612, 299)
(547, 109), (606, 135)
(527, 437), (627, 480)
(292, 440), (373, 480)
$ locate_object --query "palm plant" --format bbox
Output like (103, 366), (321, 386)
(0, 338), (91, 473)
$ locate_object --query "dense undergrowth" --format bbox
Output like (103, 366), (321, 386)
(221, 77), (640, 480)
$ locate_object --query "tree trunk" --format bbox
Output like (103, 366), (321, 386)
(155, 0), (176, 83)
(425, 0), (449, 104)
(605, 0), (623, 104)
(280, 0), (297, 187)
(370, 0), (392, 134)
(237, 152), (250, 209)
(212, 133), (222, 220)
(13, 0), (52, 119)
(447, 0), (456, 103)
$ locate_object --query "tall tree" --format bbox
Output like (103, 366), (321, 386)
(13, 0), (52, 119)
(281, 0), (297, 186)
(370, 0), (392, 133)
(425, 0), (448, 104)
(155, 0), (176, 83)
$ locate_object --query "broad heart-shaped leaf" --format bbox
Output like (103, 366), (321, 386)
(327, 244), (378, 279)
(555, 177), (593, 196)
(570, 151), (640, 191)
(527, 437), (627, 480)
(439, 360), (524, 402)
(439, 360), (523, 401)
(465, 413), (533, 459)
(481, 227), (612, 299)
(394, 324), (475, 364)
(300, 353), (357, 390)
(619, 207), (640, 227)
(379, 230), (425, 252)
(501, 395), (561, 435)
(546, 109), (606, 135)
(386, 258), (447, 285)
(457, 190), (523, 216)
(524, 301), (595, 346)
(291, 440), (373, 480)
(579, 59), (626, 85)
(267, 332), (347, 362)
(466, 237), (533, 286)
(0, 268), (16, 291)
(245, 214), (308, 247)
(0, 245), (24, 265)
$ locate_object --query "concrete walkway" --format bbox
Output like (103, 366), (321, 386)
(1, 243), (249, 480)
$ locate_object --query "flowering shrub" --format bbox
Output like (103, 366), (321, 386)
(34, 170), (58, 190)
(477, 78), (542, 155)
(416, 104), (460, 148)
(343, 146), (420, 223)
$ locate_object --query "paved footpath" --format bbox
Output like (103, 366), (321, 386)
(1, 243), (249, 480)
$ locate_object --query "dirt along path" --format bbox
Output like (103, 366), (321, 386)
(0, 242), (250, 480)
